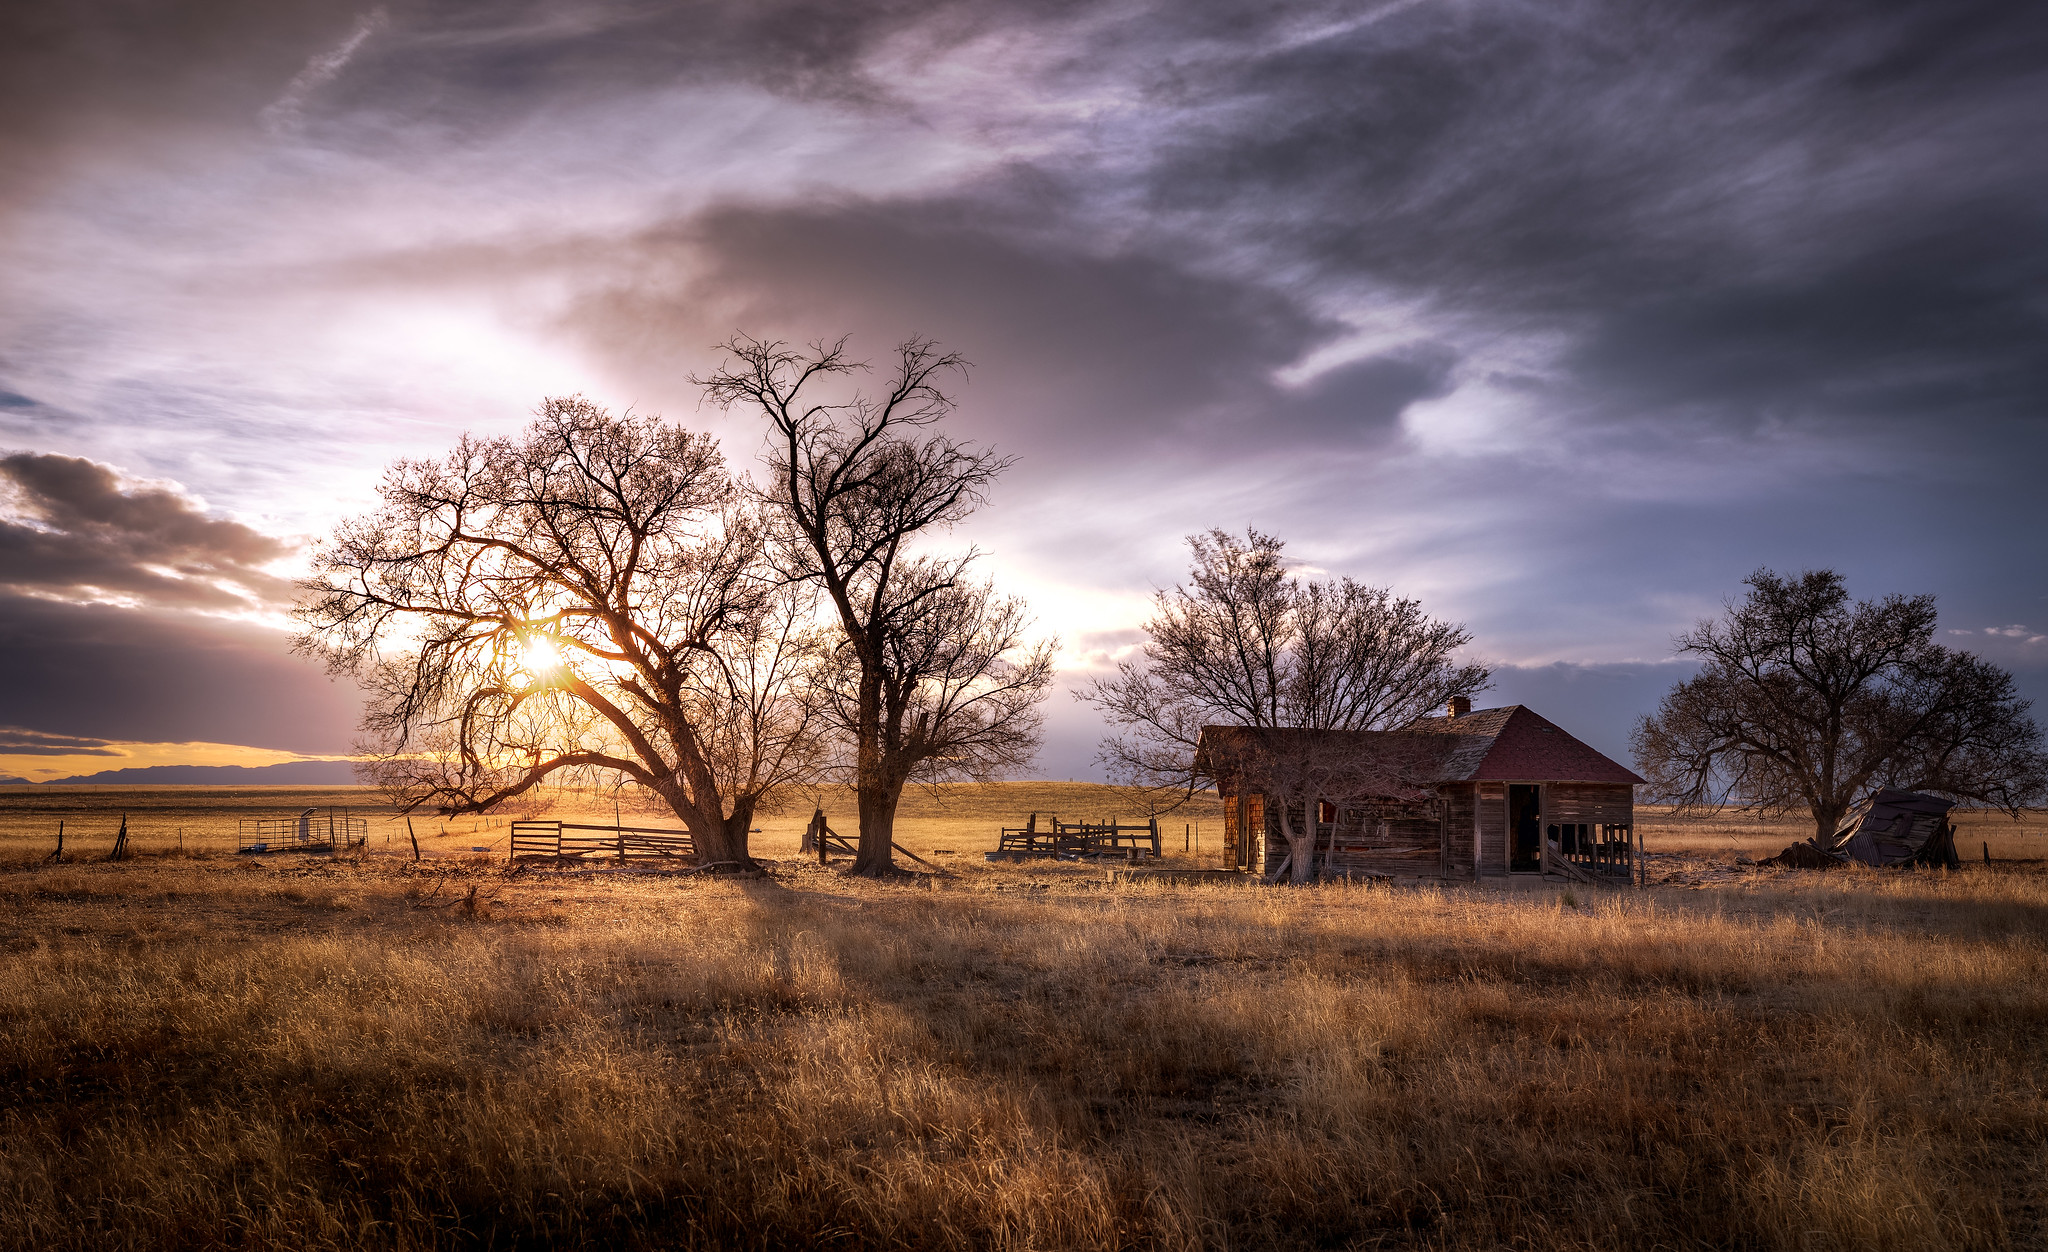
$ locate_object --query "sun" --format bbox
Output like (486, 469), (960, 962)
(516, 634), (566, 678)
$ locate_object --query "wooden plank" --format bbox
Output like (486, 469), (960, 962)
(1545, 841), (1596, 884)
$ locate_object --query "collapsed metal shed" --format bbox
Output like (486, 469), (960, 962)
(1832, 789), (1959, 868)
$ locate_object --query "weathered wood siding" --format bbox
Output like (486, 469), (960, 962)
(1254, 797), (1446, 878)
(1221, 791), (1267, 871)
(1476, 782), (1508, 877)
(1440, 783), (1478, 881)
(1219, 780), (1627, 881)
(1545, 782), (1634, 827)
(1220, 792), (1272, 873)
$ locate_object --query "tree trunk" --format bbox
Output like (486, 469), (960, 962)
(851, 779), (903, 877)
(1272, 792), (1316, 885)
(1811, 799), (1850, 850)
(690, 818), (754, 870)
(847, 660), (900, 878)
(660, 786), (755, 871)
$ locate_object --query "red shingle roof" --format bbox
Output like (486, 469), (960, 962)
(1402, 705), (1645, 784)
(1194, 705), (1643, 792)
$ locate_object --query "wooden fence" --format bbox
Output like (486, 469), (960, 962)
(995, 813), (1162, 860)
(509, 820), (696, 863)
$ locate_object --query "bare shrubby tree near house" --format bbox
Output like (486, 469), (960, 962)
(1203, 726), (1452, 883)
(294, 397), (826, 869)
(697, 335), (1056, 877)
(1632, 568), (2048, 844)
(1084, 527), (1491, 792)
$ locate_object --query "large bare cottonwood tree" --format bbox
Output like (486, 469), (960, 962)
(1085, 528), (1489, 881)
(697, 336), (1055, 876)
(1633, 568), (2047, 844)
(295, 397), (825, 869)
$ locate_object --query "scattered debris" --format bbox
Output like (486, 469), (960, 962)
(1758, 842), (1843, 870)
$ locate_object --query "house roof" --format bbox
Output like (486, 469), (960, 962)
(1401, 705), (1646, 785)
(1193, 705), (1643, 793)
(1192, 726), (1446, 802)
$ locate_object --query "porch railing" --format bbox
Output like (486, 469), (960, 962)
(1545, 822), (1640, 885)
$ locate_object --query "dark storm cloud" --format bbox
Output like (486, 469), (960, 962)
(0, 452), (293, 608)
(567, 194), (1468, 472)
(314, 0), (1039, 117)
(1134, 0), (2048, 433)
(1484, 661), (1696, 767)
(0, 3), (363, 202)
(573, 197), (1323, 448)
(0, 593), (360, 755)
(0, 728), (118, 757)
(0, 0), (1059, 175)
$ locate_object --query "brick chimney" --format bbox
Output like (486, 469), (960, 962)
(1447, 695), (1472, 719)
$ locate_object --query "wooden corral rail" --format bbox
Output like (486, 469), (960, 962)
(510, 820), (695, 863)
(801, 808), (950, 874)
(995, 814), (1162, 860)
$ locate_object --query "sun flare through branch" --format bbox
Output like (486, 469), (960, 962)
(292, 395), (828, 869)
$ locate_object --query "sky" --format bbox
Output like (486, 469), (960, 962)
(1, 0), (2044, 783)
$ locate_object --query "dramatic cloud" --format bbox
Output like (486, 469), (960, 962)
(0, 592), (359, 757)
(0, 0), (2042, 777)
(0, 449), (351, 777)
(0, 728), (118, 758)
(0, 452), (294, 610)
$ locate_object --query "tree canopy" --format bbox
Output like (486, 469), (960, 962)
(1083, 527), (1490, 795)
(294, 396), (823, 869)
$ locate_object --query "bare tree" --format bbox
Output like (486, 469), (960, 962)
(1084, 527), (1491, 795)
(696, 335), (1056, 876)
(1632, 568), (2048, 844)
(294, 397), (825, 869)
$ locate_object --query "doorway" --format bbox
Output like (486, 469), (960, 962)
(1509, 784), (1542, 873)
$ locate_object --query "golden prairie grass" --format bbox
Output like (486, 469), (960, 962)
(1, 822), (2044, 1250)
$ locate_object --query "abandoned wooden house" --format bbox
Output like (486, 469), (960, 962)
(1193, 699), (1646, 883)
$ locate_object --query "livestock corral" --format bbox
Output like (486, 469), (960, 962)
(0, 782), (2044, 1250)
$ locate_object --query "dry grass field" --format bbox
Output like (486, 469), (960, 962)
(1, 784), (2044, 1249)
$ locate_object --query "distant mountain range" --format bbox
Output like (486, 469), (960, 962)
(33, 760), (364, 786)
(0, 775), (30, 785)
